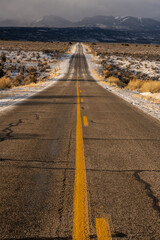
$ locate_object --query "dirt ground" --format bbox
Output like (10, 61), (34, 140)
(0, 40), (70, 53)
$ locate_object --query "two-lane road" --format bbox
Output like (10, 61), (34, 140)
(0, 44), (160, 239)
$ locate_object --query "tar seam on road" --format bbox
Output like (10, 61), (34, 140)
(72, 65), (90, 240)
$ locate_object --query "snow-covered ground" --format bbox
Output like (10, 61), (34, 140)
(83, 44), (160, 122)
(0, 44), (76, 115)
(105, 55), (160, 80)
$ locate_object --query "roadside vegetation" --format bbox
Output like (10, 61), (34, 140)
(127, 79), (160, 93)
(0, 41), (71, 90)
(87, 42), (160, 93)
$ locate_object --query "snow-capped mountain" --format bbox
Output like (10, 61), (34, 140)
(75, 16), (160, 30)
(0, 15), (160, 31)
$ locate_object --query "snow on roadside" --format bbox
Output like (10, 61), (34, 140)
(83, 44), (160, 122)
(0, 44), (76, 115)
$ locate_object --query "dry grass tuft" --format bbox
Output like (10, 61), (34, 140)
(106, 76), (125, 87)
(107, 76), (120, 84)
(140, 81), (160, 93)
(126, 79), (144, 91)
(127, 79), (160, 93)
(0, 76), (11, 89)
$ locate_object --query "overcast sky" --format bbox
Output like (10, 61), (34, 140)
(0, 0), (160, 21)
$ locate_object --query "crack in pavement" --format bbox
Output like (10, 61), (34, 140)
(134, 171), (160, 215)
(0, 119), (23, 142)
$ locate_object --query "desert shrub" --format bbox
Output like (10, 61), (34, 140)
(27, 66), (38, 77)
(121, 77), (129, 84)
(12, 74), (24, 86)
(104, 64), (113, 71)
(31, 52), (35, 57)
(129, 75), (136, 80)
(18, 64), (22, 71)
(0, 67), (5, 78)
(39, 66), (46, 72)
(7, 64), (16, 71)
(39, 64), (50, 72)
(42, 61), (47, 65)
(0, 76), (11, 89)
(43, 50), (53, 55)
(117, 71), (122, 78)
(24, 75), (37, 85)
(103, 69), (111, 78)
(19, 65), (25, 74)
(36, 53), (40, 59)
(45, 64), (50, 69)
(27, 66), (37, 73)
(38, 60), (43, 67)
(107, 76), (125, 87)
(5, 70), (11, 78)
(1, 53), (6, 62)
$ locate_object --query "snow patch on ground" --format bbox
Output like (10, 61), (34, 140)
(83, 44), (160, 122)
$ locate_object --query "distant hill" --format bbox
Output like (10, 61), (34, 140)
(0, 15), (160, 31)
(0, 19), (29, 27)
(0, 27), (160, 44)
(30, 15), (73, 28)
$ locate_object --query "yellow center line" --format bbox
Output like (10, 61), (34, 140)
(81, 98), (84, 102)
(96, 218), (112, 240)
(83, 116), (88, 127)
(72, 68), (90, 240)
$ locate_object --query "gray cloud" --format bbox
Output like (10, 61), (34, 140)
(0, 0), (160, 21)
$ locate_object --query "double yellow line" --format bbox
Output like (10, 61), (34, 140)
(72, 65), (112, 240)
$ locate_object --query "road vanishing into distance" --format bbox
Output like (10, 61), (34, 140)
(0, 44), (160, 240)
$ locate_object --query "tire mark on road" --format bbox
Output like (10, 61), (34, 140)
(56, 130), (73, 238)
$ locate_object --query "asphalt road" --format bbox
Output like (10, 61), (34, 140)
(0, 44), (160, 240)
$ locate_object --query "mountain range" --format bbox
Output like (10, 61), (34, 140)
(0, 15), (160, 31)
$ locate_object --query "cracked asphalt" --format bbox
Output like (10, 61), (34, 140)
(0, 44), (160, 239)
